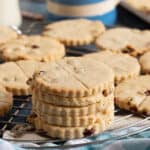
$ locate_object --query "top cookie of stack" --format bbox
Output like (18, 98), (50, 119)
(30, 57), (115, 139)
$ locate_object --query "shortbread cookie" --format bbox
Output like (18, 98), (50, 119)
(1, 35), (65, 62)
(139, 51), (150, 74)
(0, 26), (18, 45)
(32, 93), (113, 116)
(16, 60), (44, 78)
(125, 0), (150, 14)
(0, 62), (29, 95)
(115, 75), (150, 115)
(31, 57), (114, 97)
(30, 112), (113, 139)
(96, 28), (150, 56)
(84, 51), (140, 84)
(33, 99), (113, 127)
(0, 85), (13, 117)
(43, 19), (105, 46)
(33, 86), (114, 107)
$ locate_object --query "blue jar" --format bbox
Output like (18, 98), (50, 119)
(47, 0), (119, 26)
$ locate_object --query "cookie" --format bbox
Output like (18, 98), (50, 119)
(32, 92), (113, 116)
(84, 51), (140, 84)
(29, 111), (113, 139)
(0, 26), (18, 45)
(31, 57), (114, 98)
(33, 86), (114, 107)
(96, 28), (150, 57)
(0, 85), (13, 117)
(115, 75), (150, 115)
(16, 60), (44, 78)
(139, 51), (150, 74)
(125, 0), (150, 13)
(0, 62), (30, 95)
(1, 35), (65, 62)
(33, 98), (113, 127)
(43, 19), (105, 46)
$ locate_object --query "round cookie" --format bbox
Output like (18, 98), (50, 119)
(32, 93), (113, 116)
(96, 28), (150, 57)
(29, 112), (114, 139)
(115, 75), (150, 116)
(33, 99), (113, 127)
(1, 35), (65, 62)
(0, 26), (18, 45)
(31, 57), (114, 98)
(0, 85), (13, 117)
(84, 51), (140, 84)
(0, 62), (30, 96)
(139, 51), (150, 74)
(43, 19), (105, 46)
(32, 86), (114, 107)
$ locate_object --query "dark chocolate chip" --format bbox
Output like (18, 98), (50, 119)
(83, 128), (95, 137)
(31, 45), (39, 49)
(144, 90), (150, 96)
(102, 90), (108, 97)
(122, 47), (134, 54)
(130, 106), (137, 112)
(26, 78), (33, 85)
(142, 110), (147, 116)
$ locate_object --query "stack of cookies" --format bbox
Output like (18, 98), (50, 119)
(30, 57), (115, 139)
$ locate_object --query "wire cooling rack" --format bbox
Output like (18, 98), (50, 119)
(0, 19), (149, 149)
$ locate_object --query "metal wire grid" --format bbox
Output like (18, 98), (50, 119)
(0, 20), (149, 149)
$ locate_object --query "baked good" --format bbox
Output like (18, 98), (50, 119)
(96, 28), (150, 57)
(16, 60), (44, 78)
(0, 26), (18, 45)
(31, 57), (114, 98)
(43, 19), (105, 46)
(29, 110), (114, 139)
(115, 75), (150, 116)
(84, 51), (140, 84)
(0, 62), (29, 95)
(30, 57), (114, 139)
(139, 51), (150, 74)
(125, 0), (150, 14)
(0, 35), (65, 62)
(0, 85), (13, 117)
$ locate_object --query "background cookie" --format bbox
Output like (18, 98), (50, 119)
(84, 51), (140, 84)
(0, 85), (13, 117)
(139, 51), (150, 74)
(96, 28), (150, 57)
(0, 26), (18, 45)
(0, 62), (29, 96)
(115, 75), (150, 116)
(1, 35), (65, 62)
(43, 19), (105, 46)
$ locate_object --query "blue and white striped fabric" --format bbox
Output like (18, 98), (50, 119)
(47, 0), (120, 25)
